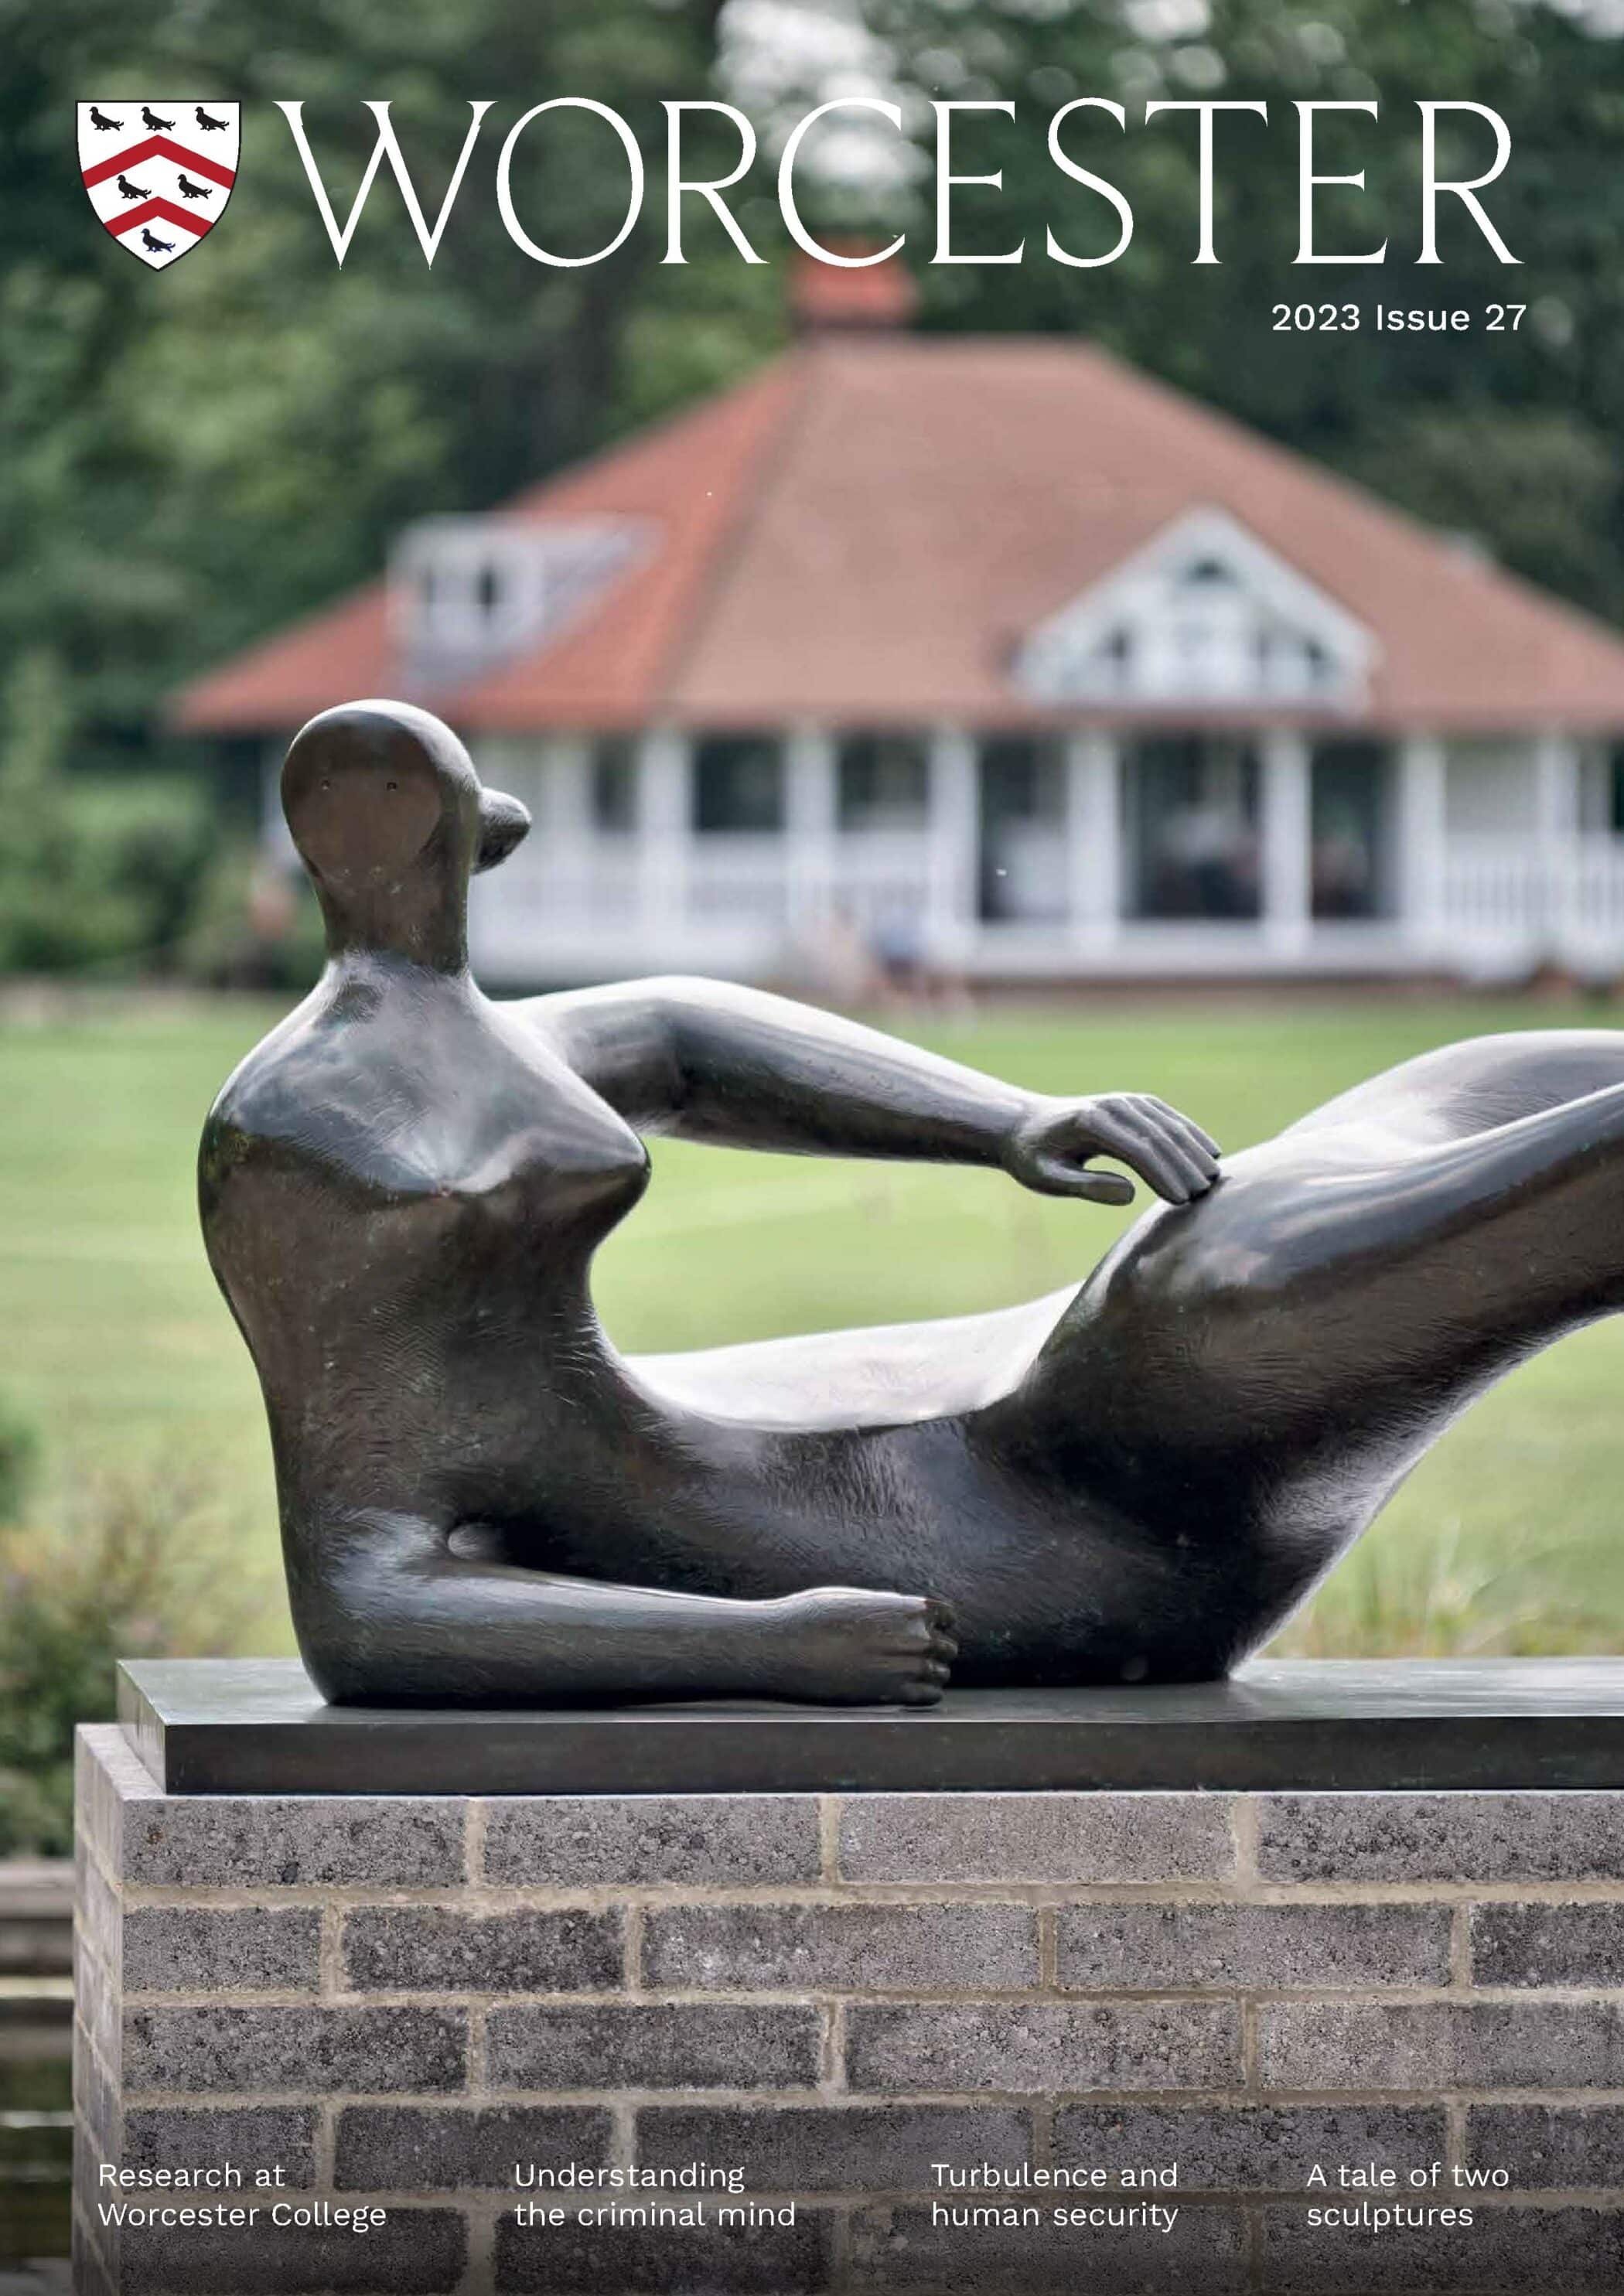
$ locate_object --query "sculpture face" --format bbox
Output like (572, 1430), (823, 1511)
(283, 719), (444, 885)
(278, 699), (529, 968)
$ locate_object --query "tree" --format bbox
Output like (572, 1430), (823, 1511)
(861, 0), (1624, 616)
(0, 0), (775, 765)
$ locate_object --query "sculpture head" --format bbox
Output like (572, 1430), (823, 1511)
(281, 700), (529, 971)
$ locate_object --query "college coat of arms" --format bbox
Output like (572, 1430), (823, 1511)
(77, 101), (238, 269)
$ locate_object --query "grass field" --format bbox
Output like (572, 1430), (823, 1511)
(2, 988), (1622, 1660)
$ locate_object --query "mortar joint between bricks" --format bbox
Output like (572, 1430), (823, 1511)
(466, 2001), (489, 2093)
(1245, 2193), (1264, 2295)
(611, 2098), (636, 2176)
(465, 1796), (486, 1886)
(1451, 1903), (1474, 1986)
(318, 1905), (344, 2000)
(1229, 1794), (1260, 1890)
(826, 2195), (855, 2291)
(1445, 2097), (1468, 2177)
(821, 2000), (848, 2093)
(820, 1794), (841, 1884)
(1240, 1997), (1259, 2090)
(314, 2100), (337, 2188)
(1037, 1904), (1058, 1990)
(623, 1902), (644, 1991)
(456, 2199), (496, 2296)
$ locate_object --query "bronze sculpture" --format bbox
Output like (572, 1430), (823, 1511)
(201, 700), (1624, 1707)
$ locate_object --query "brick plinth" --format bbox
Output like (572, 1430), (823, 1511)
(73, 1725), (1624, 2294)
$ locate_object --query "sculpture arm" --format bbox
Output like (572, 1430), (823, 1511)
(530, 976), (1219, 1205)
(291, 1509), (957, 1708)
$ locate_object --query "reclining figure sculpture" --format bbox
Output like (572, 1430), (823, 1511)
(202, 700), (1623, 1707)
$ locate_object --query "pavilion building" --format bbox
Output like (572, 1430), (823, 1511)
(174, 266), (1624, 986)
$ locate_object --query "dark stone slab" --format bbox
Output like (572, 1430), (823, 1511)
(118, 1656), (1624, 1797)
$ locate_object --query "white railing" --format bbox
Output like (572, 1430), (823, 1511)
(1442, 844), (1551, 942)
(472, 831), (933, 974)
(1572, 846), (1624, 941)
(1443, 838), (1624, 959)
(825, 832), (933, 933)
(476, 848), (642, 930)
(472, 828), (1624, 980)
(686, 835), (790, 926)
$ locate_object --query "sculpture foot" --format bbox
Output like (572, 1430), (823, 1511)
(765, 1585), (957, 1705)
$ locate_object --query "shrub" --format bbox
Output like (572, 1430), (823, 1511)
(0, 773), (216, 977)
(0, 1394), (38, 1525)
(0, 646), (218, 976)
(179, 839), (325, 991)
(0, 1469), (262, 1856)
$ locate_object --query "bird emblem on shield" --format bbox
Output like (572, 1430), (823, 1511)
(77, 102), (239, 269)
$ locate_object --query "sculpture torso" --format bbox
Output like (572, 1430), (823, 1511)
(203, 961), (650, 1456)
(202, 955), (1241, 1684)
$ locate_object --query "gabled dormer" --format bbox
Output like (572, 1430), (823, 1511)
(1014, 507), (1377, 710)
(391, 514), (652, 689)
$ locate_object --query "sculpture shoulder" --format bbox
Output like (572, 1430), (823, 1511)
(200, 985), (649, 1214)
(200, 998), (439, 1206)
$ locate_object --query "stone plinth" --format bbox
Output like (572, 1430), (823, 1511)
(74, 1721), (1624, 2294)
(118, 1656), (1624, 1795)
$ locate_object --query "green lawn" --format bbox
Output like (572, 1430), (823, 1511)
(3, 988), (1622, 1660)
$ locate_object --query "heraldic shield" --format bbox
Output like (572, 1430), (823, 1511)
(78, 101), (239, 269)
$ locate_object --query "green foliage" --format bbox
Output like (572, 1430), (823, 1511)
(857, 0), (1624, 617)
(0, 1470), (261, 1857)
(1341, 407), (1622, 609)
(0, 0), (759, 769)
(0, 1394), (39, 1527)
(12, 2), (1624, 756)
(0, 651), (214, 971)
(9, 0), (1624, 967)
(1271, 1517), (1602, 1659)
(178, 841), (326, 991)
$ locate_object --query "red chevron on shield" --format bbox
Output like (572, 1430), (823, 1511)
(78, 101), (239, 270)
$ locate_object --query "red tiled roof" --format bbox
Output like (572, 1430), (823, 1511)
(789, 246), (919, 331)
(172, 334), (1624, 737)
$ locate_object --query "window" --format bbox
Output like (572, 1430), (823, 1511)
(1015, 508), (1373, 711)
(394, 516), (651, 671)
(1311, 742), (1394, 919)
(694, 736), (783, 834)
(1607, 742), (1624, 834)
(838, 734), (930, 831)
(980, 736), (1066, 923)
(591, 739), (638, 835)
(1128, 737), (1261, 921)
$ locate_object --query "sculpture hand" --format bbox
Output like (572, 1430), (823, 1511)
(1005, 1093), (1220, 1206)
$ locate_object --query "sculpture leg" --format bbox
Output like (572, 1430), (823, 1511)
(972, 1050), (1624, 1673)
(1018, 1058), (1624, 1515)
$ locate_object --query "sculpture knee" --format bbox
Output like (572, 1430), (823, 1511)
(281, 1503), (451, 1706)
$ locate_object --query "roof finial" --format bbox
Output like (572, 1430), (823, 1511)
(789, 244), (917, 333)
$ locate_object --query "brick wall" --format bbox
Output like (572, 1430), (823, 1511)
(73, 1725), (1624, 2294)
